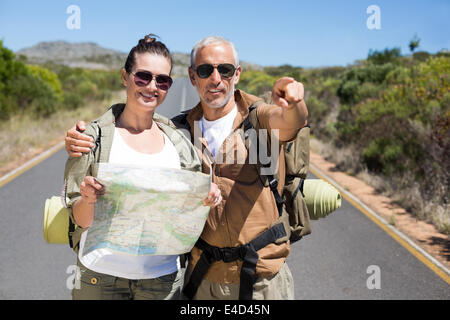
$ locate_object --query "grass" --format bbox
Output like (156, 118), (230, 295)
(0, 90), (126, 178)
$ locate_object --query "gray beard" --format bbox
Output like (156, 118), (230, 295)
(202, 83), (235, 109)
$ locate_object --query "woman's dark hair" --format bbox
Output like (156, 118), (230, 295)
(124, 34), (173, 74)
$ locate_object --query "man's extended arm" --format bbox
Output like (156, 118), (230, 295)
(267, 77), (308, 142)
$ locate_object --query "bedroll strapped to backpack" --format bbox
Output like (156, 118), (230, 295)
(182, 100), (312, 300)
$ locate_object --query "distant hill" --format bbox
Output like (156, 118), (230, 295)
(17, 41), (127, 70)
(16, 41), (262, 78)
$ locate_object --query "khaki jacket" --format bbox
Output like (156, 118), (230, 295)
(183, 90), (290, 284)
(63, 103), (203, 253)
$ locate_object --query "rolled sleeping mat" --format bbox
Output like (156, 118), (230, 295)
(303, 179), (342, 220)
(43, 179), (341, 244)
(43, 196), (72, 244)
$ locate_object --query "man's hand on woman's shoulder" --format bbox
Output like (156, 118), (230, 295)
(65, 120), (94, 157)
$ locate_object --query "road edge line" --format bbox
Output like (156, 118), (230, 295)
(0, 141), (65, 188)
(309, 162), (450, 285)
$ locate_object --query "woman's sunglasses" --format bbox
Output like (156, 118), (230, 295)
(193, 63), (237, 79)
(131, 71), (173, 91)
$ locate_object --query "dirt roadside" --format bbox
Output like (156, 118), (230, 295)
(1, 141), (448, 274)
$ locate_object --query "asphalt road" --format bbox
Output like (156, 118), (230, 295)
(0, 147), (448, 300)
(0, 79), (448, 300)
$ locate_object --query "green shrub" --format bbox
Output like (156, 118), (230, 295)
(62, 92), (83, 110)
(367, 47), (401, 65)
(336, 64), (396, 104)
(412, 51), (431, 62)
(8, 73), (58, 116)
(27, 64), (63, 101)
(237, 70), (277, 96)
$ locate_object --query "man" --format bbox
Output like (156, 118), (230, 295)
(65, 36), (308, 300)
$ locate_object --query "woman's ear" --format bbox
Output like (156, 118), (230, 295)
(121, 68), (128, 87)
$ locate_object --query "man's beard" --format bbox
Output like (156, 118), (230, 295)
(202, 83), (235, 109)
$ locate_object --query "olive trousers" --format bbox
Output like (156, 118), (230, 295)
(72, 260), (182, 300)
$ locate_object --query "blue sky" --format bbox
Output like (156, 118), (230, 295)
(0, 0), (449, 67)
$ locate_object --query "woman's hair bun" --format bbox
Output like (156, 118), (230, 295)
(139, 34), (158, 45)
(125, 33), (172, 74)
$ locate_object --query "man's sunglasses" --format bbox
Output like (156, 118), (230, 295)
(193, 63), (237, 79)
(131, 71), (173, 91)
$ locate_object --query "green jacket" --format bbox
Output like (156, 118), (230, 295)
(63, 103), (203, 252)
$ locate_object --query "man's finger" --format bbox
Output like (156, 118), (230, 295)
(76, 120), (87, 132)
(273, 77), (295, 95)
(65, 136), (95, 148)
(272, 94), (289, 108)
(273, 79), (304, 107)
(69, 151), (83, 158)
(284, 82), (304, 103)
(69, 144), (92, 154)
(68, 129), (94, 142)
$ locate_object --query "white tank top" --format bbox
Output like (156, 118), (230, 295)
(78, 127), (182, 279)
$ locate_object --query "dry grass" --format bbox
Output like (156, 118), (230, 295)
(310, 137), (450, 234)
(0, 90), (126, 177)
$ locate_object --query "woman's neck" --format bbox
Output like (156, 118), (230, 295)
(117, 104), (155, 133)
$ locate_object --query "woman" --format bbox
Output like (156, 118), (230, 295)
(64, 34), (221, 300)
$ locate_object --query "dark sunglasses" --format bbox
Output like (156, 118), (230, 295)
(131, 71), (173, 91)
(194, 63), (237, 79)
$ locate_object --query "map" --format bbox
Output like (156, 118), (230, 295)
(81, 163), (211, 257)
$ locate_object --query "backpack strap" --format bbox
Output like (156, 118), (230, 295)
(244, 102), (284, 216)
(183, 221), (287, 300)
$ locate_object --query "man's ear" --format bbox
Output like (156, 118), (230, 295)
(188, 67), (197, 86)
(121, 68), (128, 87)
(234, 65), (242, 85)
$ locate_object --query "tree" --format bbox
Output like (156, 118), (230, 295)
(409, 34), (421, 53)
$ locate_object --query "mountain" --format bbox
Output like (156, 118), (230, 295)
(16, 41), (262, 78)
(17, 41), (127, 70)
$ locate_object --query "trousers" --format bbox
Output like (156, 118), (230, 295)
(182, 262), (294, 300)
(72, 260), (182, 300)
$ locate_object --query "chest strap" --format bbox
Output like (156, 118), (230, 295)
(183, 222), (287, 300)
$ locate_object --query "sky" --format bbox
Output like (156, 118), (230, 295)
(0, 0), (449, 68)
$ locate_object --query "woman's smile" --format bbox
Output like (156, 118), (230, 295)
(139, 91), (158, 102)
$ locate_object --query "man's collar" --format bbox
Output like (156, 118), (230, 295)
(186, 90), (254, 133)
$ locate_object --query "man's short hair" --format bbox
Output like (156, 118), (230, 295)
(190, 36), (239, 67)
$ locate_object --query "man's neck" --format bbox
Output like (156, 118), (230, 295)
(201, 96), (237, 121)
